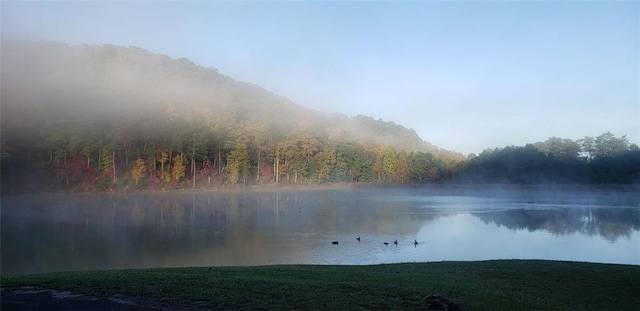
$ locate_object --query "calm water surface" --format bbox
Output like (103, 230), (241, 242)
(2, 185), (638, 274)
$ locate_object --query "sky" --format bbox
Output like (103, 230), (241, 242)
(2, 1), (638, 155)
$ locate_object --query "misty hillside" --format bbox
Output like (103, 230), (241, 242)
(1, 41), (451, 155)
(1, 41), (638, 193)
(1, 40), (467, 192)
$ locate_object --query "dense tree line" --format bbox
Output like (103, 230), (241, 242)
(457, 133), (640, 184)
(2, 113), (636, 193)
(0, 111), (455, 193)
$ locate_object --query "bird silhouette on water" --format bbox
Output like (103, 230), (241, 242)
(383, 242), (389, 246)
(357, 236), (361, 243)
(332, 241), (339, 245)
(394, 240), (398, 246)
(414, 240), (418, 247)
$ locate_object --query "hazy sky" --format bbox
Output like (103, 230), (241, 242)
(2, 1), (638, 154)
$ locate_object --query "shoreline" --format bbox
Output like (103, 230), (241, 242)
(3, 259), (638, 277)
(3, 182), (639, 197)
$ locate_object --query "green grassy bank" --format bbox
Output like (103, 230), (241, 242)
(2, 260), (639, 310)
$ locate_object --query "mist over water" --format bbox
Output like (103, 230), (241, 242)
(2, 185), (638, 275)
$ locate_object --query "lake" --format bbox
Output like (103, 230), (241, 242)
(2, 185), (638, 275)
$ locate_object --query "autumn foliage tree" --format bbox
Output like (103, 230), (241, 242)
(170, 154), (186, 185)
(130, 157), (146, 185)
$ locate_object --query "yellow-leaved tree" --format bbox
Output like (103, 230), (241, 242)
(171, 154), (186, 185)
(130, 157), (146, 185)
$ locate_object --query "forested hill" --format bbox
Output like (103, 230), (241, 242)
(1, 41), (461, 193)
(2, 41), (445, 153)
(3, 41), (637, 193)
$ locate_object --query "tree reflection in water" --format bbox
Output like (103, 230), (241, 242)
(1, 186), (638, 274)
(474, 208), (640, 242)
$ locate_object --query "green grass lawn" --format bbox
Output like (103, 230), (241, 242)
(2, 260), (639, 310)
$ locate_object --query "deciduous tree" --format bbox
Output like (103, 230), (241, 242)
(130, 157), (146, 185)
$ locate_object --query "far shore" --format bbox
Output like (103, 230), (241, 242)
(3, 182), (639, 197)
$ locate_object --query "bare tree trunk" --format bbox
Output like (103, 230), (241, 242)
(218, 150), (222, 175)
(256, 148), (261, 181)
(124, 141), (128, 166)
(192, 159), (196, 188)
(98, 134), (102, 173)
(285, 157), (289, 182)
(112, 150), (116, 184)
(64, 149), (69, 185)
(274, 151), (280, 183)
(192, 134), (196, 188)
(167, 151), (172, 179)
